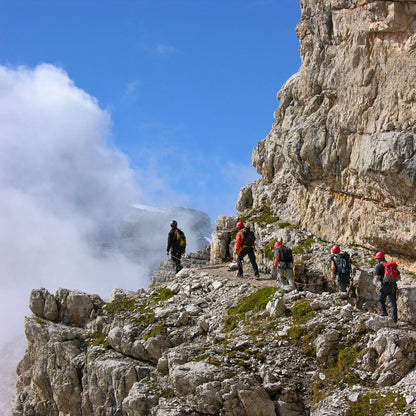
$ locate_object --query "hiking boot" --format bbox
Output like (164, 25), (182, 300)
(237, 273), (244, 278)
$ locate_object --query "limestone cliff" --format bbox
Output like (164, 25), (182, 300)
(237, 0), (416, 258)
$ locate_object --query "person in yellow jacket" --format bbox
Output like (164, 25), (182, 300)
(234, 222), (259, 278)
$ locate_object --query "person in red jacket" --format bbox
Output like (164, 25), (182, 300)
(234, 222), (259, 278)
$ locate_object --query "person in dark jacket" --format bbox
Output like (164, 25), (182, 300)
(166, 220), (185, 273)
(273, 241), (295, 288)
(374, 251), (398, 322)
(330, 244), (360, 292)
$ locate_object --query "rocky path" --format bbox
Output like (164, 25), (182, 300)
(196, 263), (278, 287)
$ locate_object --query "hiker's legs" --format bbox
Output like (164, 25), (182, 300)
(336, 276), (348, 292)
(378, 286), (388, 316)
(171, 251), (183, 273)
(237, 249), (247, 276)
(277, 265), (286, 286)
(247, 248), (259, 276)
(388, 285), (398, 322)
(285, 266), (295, 288)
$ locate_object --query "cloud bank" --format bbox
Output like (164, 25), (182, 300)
(0, 64), (211, 413)
(0, 64), (143, 328)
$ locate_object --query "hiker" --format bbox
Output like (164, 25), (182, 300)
(330, 245), (359, 292)
(166, 220), (186, 273)
(374, 251), (400, 322)
(273, 242), (295, 288)
(234, 222), (259, 278)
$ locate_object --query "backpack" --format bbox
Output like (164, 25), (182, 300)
(279, 247), (292, 263)
(242, 228), (256, 247)
(334, 252), (352, 276)
(175, 229), (186, 250)
(383, 261), (400, 283)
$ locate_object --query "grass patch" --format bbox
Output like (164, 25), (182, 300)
(85, 331), (110, 349)
(144, 324), (167, 340)
(346, 391), (411, 416)
(313, 345), (363, 404)
(103, 287), (174, 326)
(291, 300), (316, 325)
(105, 297), (141, 315)
(286, 322), (324, 356)
(239, 206), (279, 225)
(149, 287), (175, 303)
(264, 241), (276, 261)
(292, 238), (315, 255)
(223, 287), (279, 331)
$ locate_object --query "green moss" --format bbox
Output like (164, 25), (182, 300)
(223, 287), (279, 332)
(149, 287), (175, 303)
(346, 391), (410, 416)
(144, 324), (167, 340)
(278, 222), (292, 229)
(369, 258), (378, 267)
(105, 297), (141, 315)
(264, 241), (276, 261)
(292, 300), (316, 325)
(207, 357), (222, 366)
(103, 288), (174, 326)
(104, 296), (155, 326)
(160, 388), (175, 399)
(85, 331), (110, 349)
(287, 325), (305, 340)
(34, 317), (47, 326)
(356, 323), (370, 336)
(286, 324), (316, 356)
(239, 206), (279, 225)
(144, 379), (175, 399)
(312, 345), (364, 404)
(292, 238), (315, 255)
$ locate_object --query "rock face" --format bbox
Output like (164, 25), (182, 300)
(12, 265), (416, 416)
(238, 0), (416, 258)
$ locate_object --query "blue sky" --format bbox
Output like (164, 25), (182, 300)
(0, 0), (301, 221)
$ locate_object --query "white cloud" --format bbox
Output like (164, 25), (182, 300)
(0, 65), (218, 409)
(0, 64), (146, 329)
(0, 64), (212, 414)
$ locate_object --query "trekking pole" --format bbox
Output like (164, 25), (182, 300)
(168, 253), (192, 267)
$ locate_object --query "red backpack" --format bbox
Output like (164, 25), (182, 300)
(383, 261), (400, 283)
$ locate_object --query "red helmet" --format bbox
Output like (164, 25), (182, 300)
(375, 251), (385, 259)
(331, 245), (340, 254)
(274, 242), (282, 249)
(236, 222), (244, 229)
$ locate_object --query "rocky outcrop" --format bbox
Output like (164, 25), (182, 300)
(12, 264), (416, 415)
(149, 246), (211, 287)
(238, 0), (416, 259)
